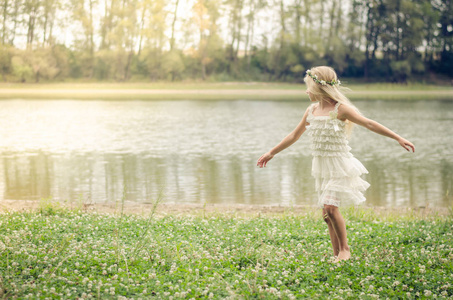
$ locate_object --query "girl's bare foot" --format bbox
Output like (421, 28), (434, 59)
(333, 248), (351, 263)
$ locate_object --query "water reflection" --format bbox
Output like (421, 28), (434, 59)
(0, 99), (452, 207)
(0, 150), (451, 207)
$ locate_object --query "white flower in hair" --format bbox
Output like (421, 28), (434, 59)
(320, 80), (327, 86)
(314, 74), (318, 79)
(337, 80), (341, 85)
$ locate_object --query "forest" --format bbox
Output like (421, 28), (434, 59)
(0, 0), (452, 83)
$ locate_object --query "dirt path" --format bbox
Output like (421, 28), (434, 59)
(0, 199), (447, 218)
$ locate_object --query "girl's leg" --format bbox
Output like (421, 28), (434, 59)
(322, 208), (340, 257)
(324, 205), (351, 261)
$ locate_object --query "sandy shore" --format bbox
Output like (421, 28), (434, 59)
(0, 199), (449, 218)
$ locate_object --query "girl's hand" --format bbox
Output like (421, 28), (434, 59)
(398, 138), (415, 152)
(257, 152), (274, 168)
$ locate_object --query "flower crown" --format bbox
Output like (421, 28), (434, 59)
(306, 70), (341, 86)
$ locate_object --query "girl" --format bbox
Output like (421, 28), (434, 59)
(256, 66), (414, 262)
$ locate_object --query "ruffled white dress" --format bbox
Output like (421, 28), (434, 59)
(306, 102), (370, 207)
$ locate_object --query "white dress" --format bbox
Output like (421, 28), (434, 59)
(306, 102), (370, 207)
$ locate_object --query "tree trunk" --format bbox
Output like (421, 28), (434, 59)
(137, 1), (147, 56)
(2, 0), (7, 45)
(229, 0), (242, 64)
(247, 0), (256, 72)
(42, 0), (49, 46)
(334, 0), (342, 36)
(279, 0), (285, 49)
(371, 27), (379, 59)
(302, 0), (311, 46)
(294, 0), (302, 45)
(200, 23), (206, 80)
(327, 0), (337, 51)
(124, 49), (133, 81)
(100, 0), (113, 50)
(170, 0), (180, 51)
(48, 7), (54, 45)
(42, 17), (47, 46)
(234, 0), (243, 60)
(364, 2), (373, 79)
(320, 0), (324, 41)
(27, 11), (36, 49)
(244, 0), (254, 72)
(10, 0), (19, 45)
(395, 0), (401, 61)
(89, 0), (95, 78)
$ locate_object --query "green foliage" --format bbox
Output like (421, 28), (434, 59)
(11, 55), (33, 82)
(38, 197), (64, 216)
(141, 48), (163, 80)
(0, 46), (12, 80)
(0, 0), (452, 82)
(26, 47), (62, 82)
(390, 60), (411, 83)
(0, 210), (452, 298)
(161, 51), (185, 81)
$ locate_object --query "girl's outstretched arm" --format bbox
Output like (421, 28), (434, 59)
(257, 106), (311, 168)
(338, 104), (415, 152)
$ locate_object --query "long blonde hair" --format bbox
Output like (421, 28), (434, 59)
(304, 66), (359, 136)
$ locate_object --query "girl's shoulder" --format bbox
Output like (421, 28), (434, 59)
(336, 102), (360, 119)
(336, 102), (356, 112)
(308, 102), (318, 110)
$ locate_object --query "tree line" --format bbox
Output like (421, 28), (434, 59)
(0, 0), (452, 83)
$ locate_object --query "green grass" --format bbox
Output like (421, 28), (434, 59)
(0, 205), (452, 299)
(0, 81), (451, 90)
(0, 82), (452, 101)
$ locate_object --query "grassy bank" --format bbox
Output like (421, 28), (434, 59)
(0, 205), (452, 299)
(0, 82), (452, 101)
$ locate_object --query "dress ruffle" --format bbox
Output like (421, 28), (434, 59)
(306, 103), (370, 208)
(312, 156), (368, 178)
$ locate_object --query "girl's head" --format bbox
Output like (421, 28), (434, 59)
(304, 66), (342, 103)
(304, 66), (359, 136)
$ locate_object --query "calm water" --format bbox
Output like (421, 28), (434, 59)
(0, 99), (452, 207)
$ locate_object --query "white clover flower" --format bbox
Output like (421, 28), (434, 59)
(424, 290), (432, 297)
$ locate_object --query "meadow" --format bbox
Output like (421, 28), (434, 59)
(0, 203), (452, 299)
